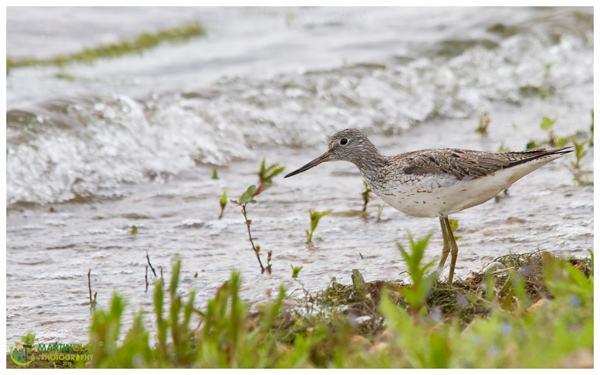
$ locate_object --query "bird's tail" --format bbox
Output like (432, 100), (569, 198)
(505, 146), (574, 168)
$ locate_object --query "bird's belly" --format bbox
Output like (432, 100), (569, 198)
(377, 188), (470, 218)
(371, 171), (517, 218)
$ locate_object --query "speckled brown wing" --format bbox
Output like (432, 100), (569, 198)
(395, 146), (573, 181)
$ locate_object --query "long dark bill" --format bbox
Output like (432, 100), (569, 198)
(284, 152), (331, 178)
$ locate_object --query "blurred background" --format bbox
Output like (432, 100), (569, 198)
(6, 7), (593, 347)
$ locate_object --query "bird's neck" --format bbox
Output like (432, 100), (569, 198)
(353, 144), (388, 182)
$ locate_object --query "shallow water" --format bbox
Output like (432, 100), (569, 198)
(6, 7), (593, 348)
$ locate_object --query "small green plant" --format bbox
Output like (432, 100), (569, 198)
(540, 116), (557, 146)
(234, 185), (258, 206)
(540, 116), (555, 131)
(266, 250), (272, 272)
(256, 158), (285, 194)
(526, 116), (569, 149)
(360, 181), (372, 215)
(496, 271), (530, 311)
(290, 265), (303, 278)
(218, 191), (227, 220)
(542, 252), (593, 303)
(212, 168), (219, 180)
(524, 112), (593, 185)
(305, 209), (331, 243)
(396, 233), (438, 317)
(227, 159), (284, 273)
(570, 136), (587, 170)
(540, 116), (568, 147)
(448, 218), (462, 240)
(569, 132), (593, 186)
(475, 111), (490, 135)
(231, 185), (269, 273)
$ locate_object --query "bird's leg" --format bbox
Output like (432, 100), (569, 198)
(443, 216), (460, 284)
(438, 216), (451, 272)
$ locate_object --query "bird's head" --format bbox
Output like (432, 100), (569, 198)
(285, 129), (375, 178)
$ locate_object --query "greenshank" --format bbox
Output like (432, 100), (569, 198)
(285, 128), (573, 283)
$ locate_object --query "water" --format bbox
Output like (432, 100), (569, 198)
(6, 7), (594, 348)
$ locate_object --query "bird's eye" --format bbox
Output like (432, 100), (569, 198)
(340, 138), (348, 145)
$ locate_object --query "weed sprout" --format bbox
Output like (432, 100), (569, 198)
(291, 265), (304, 278)
(396, 233), (437, 317)
(306, 209), (331, 243)
(218, 191), (227, 220)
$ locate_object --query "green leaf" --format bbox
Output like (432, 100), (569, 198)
(291, 265), (303, 278)
(308, 209), (330, 234)
(379, 289), (413, 333)
(540, 116), (555, 130)
(448, 218), (462, 240)
(219, 191), (227, 216)
(555, 137), (569, 147)
(542, 252), (592, 302)
(258, 158), (286, 185)
(396, 232), (436, 312)
(267, 165), (286, 179)
(239, 185), (257, 204)
(248, 185), (257, 195)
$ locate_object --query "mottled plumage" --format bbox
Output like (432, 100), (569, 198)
(285, 128), (573, 283)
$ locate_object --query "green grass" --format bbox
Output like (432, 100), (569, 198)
(37, 245), (586, 368)
(12, 247), (592, 368)
(7, 22), (205, 72)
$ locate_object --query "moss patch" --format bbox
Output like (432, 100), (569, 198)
(282, 251), (592, 339)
